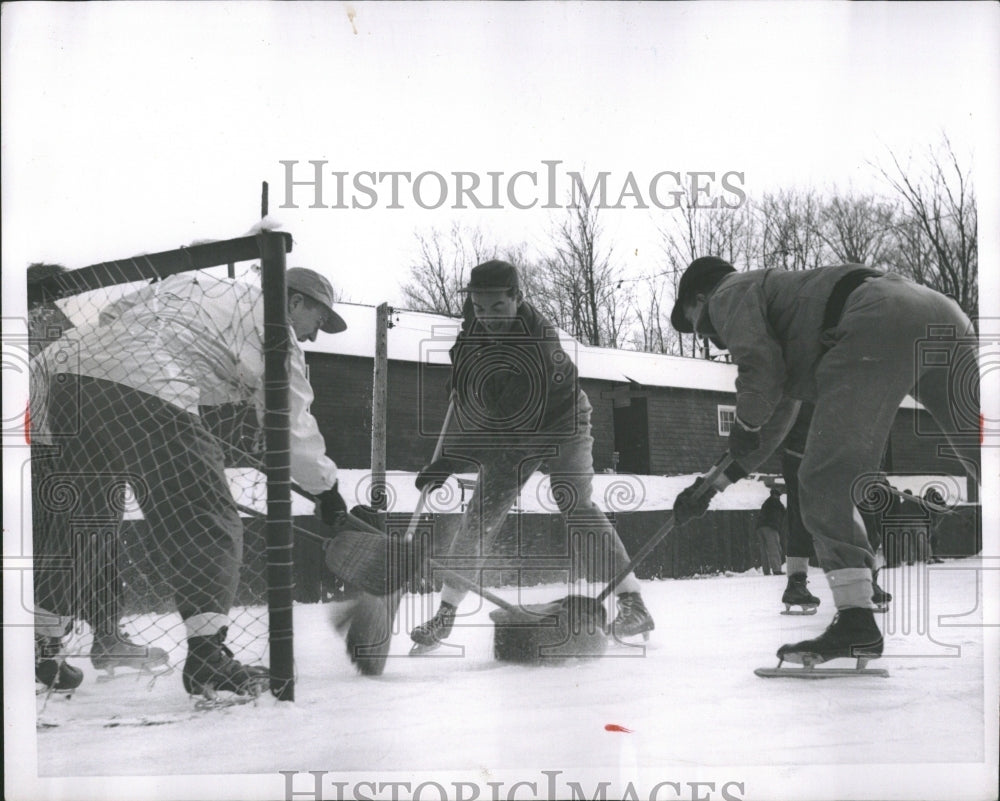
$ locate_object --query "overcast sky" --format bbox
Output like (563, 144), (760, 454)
(2, 1), (998, 309)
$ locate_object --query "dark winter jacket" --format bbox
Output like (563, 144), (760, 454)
(697, 264), (882, 429)
(758, 495), (786, 531)
(447, 300), (579, 442)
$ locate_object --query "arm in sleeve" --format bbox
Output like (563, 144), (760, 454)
(734, 397), (800, 475)
(287, 340), (338, 495)
(711, 284), (787, 429)
(713, 397), (801, 491)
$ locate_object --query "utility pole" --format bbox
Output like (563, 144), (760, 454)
(371, 303), (391, 524)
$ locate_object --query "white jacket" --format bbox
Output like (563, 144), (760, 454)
(32, 272), (337, 495)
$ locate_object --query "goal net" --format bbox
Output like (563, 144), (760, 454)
(27, 233), (295, 699)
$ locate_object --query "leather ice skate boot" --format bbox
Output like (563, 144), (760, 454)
(781, 573), (820, 615)
(182, 626), (269, 699)
(777, 607), (883, 667)
(409, 601), (457, 654)
(611, 592), (655, 641)
(36, 633), (84, 694)
(91, 628), (171, 678)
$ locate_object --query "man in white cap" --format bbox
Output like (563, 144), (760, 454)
(31, 266), (348, 699)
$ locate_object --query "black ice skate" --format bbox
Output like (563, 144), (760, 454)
(611, 592), (655, 641)
(91, 628), (172, 682)
(182, 627), (269, 704)
(755, 607), (888, 678)
(409, 601), (457, 655)
(871, 569), (892, 612)
(780, 573), (820, 615)
(35, 634), (84, 696)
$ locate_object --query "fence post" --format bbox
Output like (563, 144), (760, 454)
(260, 231), (294, 701)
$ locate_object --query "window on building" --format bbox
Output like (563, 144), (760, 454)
(718, 405), (736, 436)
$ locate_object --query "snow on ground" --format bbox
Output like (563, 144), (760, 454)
(24, 557), (997, 801)
(218, 469), (970, 519)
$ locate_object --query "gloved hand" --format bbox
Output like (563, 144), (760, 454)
(415, 457), (465, 492)
(673, 477), (717, 526)
(728, 416), (761, 460)
(316, 483), (348, 525)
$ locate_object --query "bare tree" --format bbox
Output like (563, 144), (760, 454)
(543, 197), (631, 347)
(628, 272), (681, 355)
(815, 194), (898, 267)
(656, 202), (757, 356)
(756, 189), (827, 271)
(399, 223), (495, 316)
(887, 215), (938, 288)
(875, 136), (978, 322)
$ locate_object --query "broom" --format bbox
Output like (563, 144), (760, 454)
(320, 456), (734, 666)
(489, 453), (734, 662)
(326, 394), (457, 675)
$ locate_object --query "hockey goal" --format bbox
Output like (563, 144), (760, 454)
(27, 232), (296, 700)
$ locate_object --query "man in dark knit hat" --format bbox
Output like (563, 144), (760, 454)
(410, 260), (655, 652)
(669, 256), (979, 670)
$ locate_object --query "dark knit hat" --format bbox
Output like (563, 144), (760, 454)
(670, 256), (737, 333)
(461, 260), (520, 293)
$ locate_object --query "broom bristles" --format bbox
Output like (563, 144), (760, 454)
(326, 506), (404, 676)
(331, 589), (400, 676)
(323, 526), (408, 596)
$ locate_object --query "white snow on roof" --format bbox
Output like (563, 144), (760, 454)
(307, 303), (739, 392)
(307, 302), (922, 408)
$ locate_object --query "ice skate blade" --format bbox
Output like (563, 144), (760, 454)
(756, 655), (887, 678)
(409, 641), (443, 656)
(193, 693), (261, 710)
(190, 677), (268, 709)
(780, 605), (818, 616)
(36, 684), (75, 699)
(755, 666), (889, 679)
(91, 653), (170, 671)
(96, 663), (174, 684)
(611, 629), (652, 643)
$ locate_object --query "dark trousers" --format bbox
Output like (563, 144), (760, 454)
(35, 376), (243, 630)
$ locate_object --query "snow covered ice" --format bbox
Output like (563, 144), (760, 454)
(25, 552), (996, 801)
(18, 469), (997, 800)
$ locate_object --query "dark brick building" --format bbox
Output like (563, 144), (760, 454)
(307, 304), (967, 481)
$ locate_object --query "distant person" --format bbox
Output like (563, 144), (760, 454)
(923, 487), (947, 564)
(778, 403), (820, 613)
(756, 489), (786, 576)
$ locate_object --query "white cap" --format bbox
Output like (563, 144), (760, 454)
(286, 268), (347, 333)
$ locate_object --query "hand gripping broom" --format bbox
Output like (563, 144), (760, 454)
(325, 394), (458, 675)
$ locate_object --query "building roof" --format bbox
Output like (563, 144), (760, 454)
(307, 302), (739, 392)
(308, 302), (922, 408)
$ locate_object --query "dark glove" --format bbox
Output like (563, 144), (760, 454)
(316, 483), (348, 525)
(728, 416), (761, 460)
(415, 457), (464, 492)
(673, 477), (717, 526)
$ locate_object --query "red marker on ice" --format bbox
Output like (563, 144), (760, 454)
(604, 724), (632, 733)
